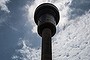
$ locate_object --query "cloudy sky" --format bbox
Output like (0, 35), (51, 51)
(0, 0), (90, 60)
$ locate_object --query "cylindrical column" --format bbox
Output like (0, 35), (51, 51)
(42, 28), (52, 60)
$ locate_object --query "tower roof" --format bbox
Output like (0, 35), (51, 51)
(34, 3), (60, 25)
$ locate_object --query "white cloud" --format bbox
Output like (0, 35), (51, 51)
(12, 0), (90, 60)
(12, 40), (41, 60)
(13, 9), (90, 60)
(0, 0), (10, 13)
(53, 11), (90, 60)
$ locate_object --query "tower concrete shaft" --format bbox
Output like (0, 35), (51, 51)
(42, 28), (52, 60)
